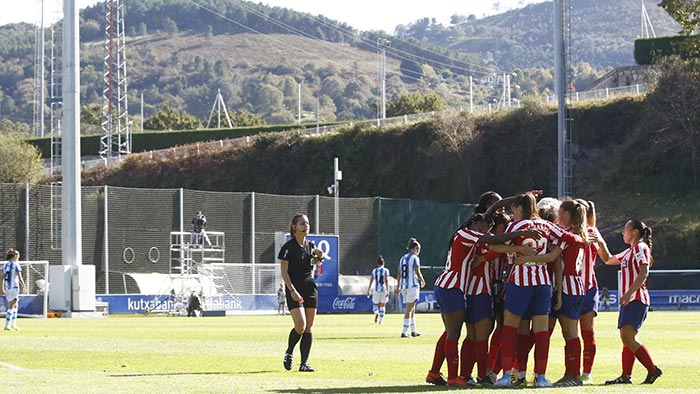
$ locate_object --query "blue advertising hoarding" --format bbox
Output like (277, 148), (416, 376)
(97, 294), (277, 314)
(284, 234), (339, 297)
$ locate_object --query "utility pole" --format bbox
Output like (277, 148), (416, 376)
(469, 76), (473, 113)
(40, 0), (45, 138)
(377, 37), (390, 120)
(140, 92), (144, 132)
(297, 82), (302, 124)
(333, 157), (342, 236)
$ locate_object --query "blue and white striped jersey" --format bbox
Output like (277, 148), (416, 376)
(2, 261), (20, 290)
(371, 267), (390, 292)
(398, 253), (420, 289)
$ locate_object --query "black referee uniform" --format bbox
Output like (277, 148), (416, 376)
(278, 239), (318, 310)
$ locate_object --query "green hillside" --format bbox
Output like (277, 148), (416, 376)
(406, 0), (681, 69)
(0, 0), (682, 135)
(81, 88), (700, 268)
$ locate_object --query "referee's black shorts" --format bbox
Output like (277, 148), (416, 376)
(286, 278), (318, 310)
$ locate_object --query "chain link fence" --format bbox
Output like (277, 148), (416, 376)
(0, 183), (473, 295)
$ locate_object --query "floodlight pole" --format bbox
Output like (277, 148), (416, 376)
(554, 0), (566, 198)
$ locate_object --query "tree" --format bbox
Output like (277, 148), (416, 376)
(399, 59), (424, 81)
(231, 108), (265, 127)
(659, 0), (700, 34)
(0, 133), (45, 183)
(386, 92), (446, 117)
(144, 104), (201, 130)
(644, 57), (700, 189)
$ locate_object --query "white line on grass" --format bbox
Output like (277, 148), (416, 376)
(0, 361), (24, 371)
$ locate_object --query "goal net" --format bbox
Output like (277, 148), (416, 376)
(0, 261), (49, 318)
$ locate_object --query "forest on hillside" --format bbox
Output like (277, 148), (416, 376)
(0, 0), (680, 133)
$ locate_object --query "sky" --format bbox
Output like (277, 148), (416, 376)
(0, 0), (547, 32)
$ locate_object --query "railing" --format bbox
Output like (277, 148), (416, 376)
(76, 83), (648, 169)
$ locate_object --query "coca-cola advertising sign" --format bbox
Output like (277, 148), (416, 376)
(332, 297), (357, 310)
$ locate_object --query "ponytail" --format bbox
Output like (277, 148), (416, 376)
(407, 237), (420, 251)
(643, 226), (653, 251)
(628, 219), (653, 251)
(560, 200), (589, 245)
(5, 249), (19, 261)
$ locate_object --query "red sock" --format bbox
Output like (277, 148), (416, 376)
(488, 328), (502, 373)
(622, 346), (635, 376)
(499, 326), (517, 376)
(581, 329), (596, 374)
(430, 332), (447, 373)
(516, 333), (534, 372)
(534, 331), (551, 376)
(566, 337), (581, 377)
(445, 338), (459, 380)
(635, 345), (655, 373)
(460, 339), (476, 378)
(475, 340), (489, 379)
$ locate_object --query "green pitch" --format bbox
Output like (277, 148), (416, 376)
(0, 311), (697, 393)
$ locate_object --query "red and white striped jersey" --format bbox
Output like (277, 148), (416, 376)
(505, 219), (572, 287)
(557, 228), (586, 296)
(616, 242), (652, 305)
(489, 254), (507, 284)
(581, 227), (600, 291)
(466, 255), (492, 296)
(435, 228), (482, 292)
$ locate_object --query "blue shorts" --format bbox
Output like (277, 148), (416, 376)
(466, 294), (493, 324)
(435, 286), (466, 314)
(504, 282), (552, 318)
(551, 294), (585, 320)
(618, 300), (648, 331)
(580, 287), (599, 316)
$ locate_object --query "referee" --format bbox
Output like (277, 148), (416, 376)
(279, 213), (323, 372)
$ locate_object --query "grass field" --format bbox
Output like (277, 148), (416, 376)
(0, 311), (698, 393)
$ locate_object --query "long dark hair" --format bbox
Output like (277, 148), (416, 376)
(376, 255), (385, 266)
(512, 192), (538, 219)
(5, 249), (19, 261)
(445, 213), (492, 253)
(406, 237), (420, 252)
(289, 213), (307, 238)
(473, 191), (502, 214)
(628, 219), (653, 251)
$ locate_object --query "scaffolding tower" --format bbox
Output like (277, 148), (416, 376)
(49, 3), (64, 250)
(32, 0), (45, 137)
(100, 0), (130, 162)
(555, 0), (574, 198)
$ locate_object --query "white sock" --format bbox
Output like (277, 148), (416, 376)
(410, 317), (416, 333)
(11, 310), (17, 327)
(379, 307), (385, 323)
(372, 305), (379, 316)
(402, 318), (409, 334)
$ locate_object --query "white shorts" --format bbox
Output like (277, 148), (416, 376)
(371, 290), (388, 304)
(401, 287), (420, 303)
(4, 288), (19, 302)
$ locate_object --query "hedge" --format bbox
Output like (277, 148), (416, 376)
(635, 34), (700, 65)
(26, 122), (339, 158)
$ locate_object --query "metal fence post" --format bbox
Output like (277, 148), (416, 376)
(315, 194), (320, 234)
(251, 192), (256, 294)
(25, 182), (30, 259)
(104, 185), (109, 294)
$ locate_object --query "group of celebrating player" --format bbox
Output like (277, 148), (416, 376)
(420, 191), (662, 388)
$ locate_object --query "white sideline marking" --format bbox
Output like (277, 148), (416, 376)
(0, 361), (24, 371)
